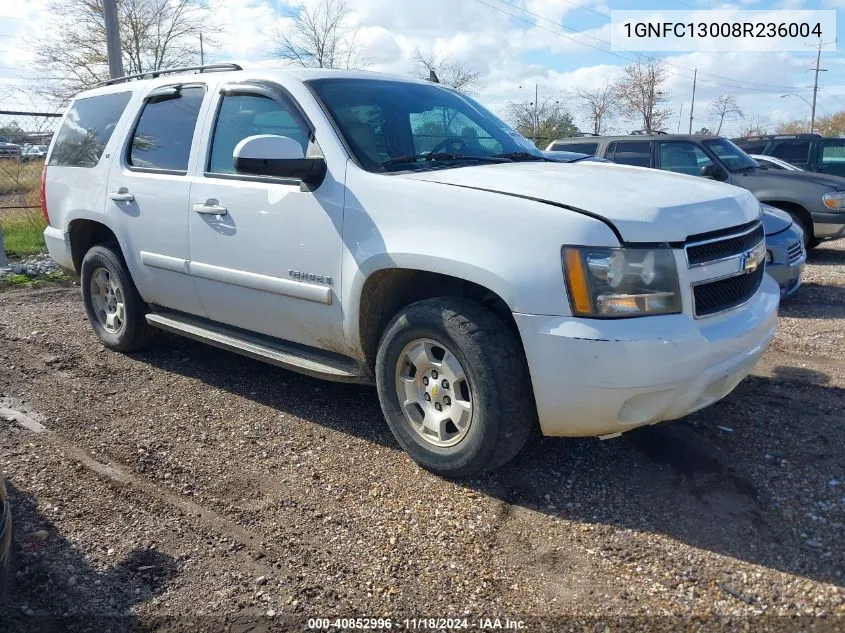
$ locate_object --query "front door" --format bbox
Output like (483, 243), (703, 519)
(106, 83), (208, 317)
(187, 83), (346, 352)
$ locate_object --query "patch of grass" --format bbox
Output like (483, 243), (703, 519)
(1, 207), (46, 257)
(1, 270), (70, 288)
(0, 158), (42, 196)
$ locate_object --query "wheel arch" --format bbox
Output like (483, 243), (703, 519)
(758, 200), (814, 238)
(352, 263), (522, 373)
(68, 218), (121, 274)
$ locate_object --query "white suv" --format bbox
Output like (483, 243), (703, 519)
(42, 64), (779, 477)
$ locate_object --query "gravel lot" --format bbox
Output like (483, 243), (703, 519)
(0, 240), (843, 632)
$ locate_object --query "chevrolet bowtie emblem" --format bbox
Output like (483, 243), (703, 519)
(740, 242), (766, 274)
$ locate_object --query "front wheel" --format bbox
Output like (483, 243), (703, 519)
(375, 297), (535, 478)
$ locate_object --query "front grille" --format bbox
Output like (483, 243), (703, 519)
(686, 223), (765, 266)
(787, 240), (804, 264)
(693, 266), (765, 317)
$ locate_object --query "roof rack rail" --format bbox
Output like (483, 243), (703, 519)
(97, 63), (243, 87)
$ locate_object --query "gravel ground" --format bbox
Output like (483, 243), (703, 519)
(0, 253), (60, 279)
(0, 240), (843, 633)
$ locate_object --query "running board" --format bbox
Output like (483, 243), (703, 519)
(145, 312), (368, 383)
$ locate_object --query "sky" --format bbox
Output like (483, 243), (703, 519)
(1, 0), (844, 137)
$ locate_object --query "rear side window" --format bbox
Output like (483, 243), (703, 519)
(552, 142), (598, 154)
(611, 141), (651, 167)
(129, 86), (205, 172)
(821, 140), (845, 165)
(208, 93), (309, 175)
(771, 140), (810, 164)
(49, 91), (132, 168)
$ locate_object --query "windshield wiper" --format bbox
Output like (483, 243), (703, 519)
(490, 151), (548, 161)
(382, 152), (511, 166)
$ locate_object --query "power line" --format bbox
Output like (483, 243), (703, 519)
(481, 0), (805, 93)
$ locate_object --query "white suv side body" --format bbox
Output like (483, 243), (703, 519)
(43, 68), (779, 476)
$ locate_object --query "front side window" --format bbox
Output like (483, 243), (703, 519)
(703, 138), (758, 171)
(657, 142), (713, 177)
(307, 78), (542, 172)
(49, 91), (132, 168)
(770, 140), (811, 164)
(129, 86), (204, 172)
(208, 93), (310, 175)
(821, 140), (845, 165)
(612, 141), (650, 167)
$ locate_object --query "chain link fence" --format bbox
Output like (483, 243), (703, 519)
(0, 110), (61, 263)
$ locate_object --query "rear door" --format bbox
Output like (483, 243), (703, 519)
(818, 139), (845, 177)
(106, 83), (209, 316)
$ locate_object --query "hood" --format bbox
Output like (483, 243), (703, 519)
(761, 205), (793, 236)
(743, 167), (845, 189)
(401, 162), (761, 243)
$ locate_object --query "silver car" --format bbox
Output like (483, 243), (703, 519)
(762, 205), (806, 297)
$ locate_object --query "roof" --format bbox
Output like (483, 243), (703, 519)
(74, 64), (437, 100)
(553, 134), (722, 143)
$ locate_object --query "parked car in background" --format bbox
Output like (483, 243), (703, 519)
(733, 133), (845, 177)
(549, 133), (845, 248)
(43, 65), (779, 477)
(751, 154), (803, 171)
(541, 150), (610, 163)
(0, 470), (10, 599)
(21, 144), (49, 161)
(0, 136), (22, 159)
(761, 205), (805, 297)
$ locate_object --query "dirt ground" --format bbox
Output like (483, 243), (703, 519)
(0, 240), (843, 633)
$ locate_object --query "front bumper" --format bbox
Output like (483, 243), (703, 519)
(43, 226), (75, 274)
(765, 244), (805, 298)
(515, 274), (780, 437)
(812, 211), (845, 239)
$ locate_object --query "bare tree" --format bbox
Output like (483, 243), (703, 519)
(613, 55), (671, 133)
(505, 97), (577, 147)
(274, 0), (365, 69)
(709, 94), (743, 135)
(575, 85), (615, 135)
(34, 0), (219, 104)
(411, 49), (483, 95)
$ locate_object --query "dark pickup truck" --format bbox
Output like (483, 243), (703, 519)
(732, 133), (845, 178)
(547, 134), (845, 248)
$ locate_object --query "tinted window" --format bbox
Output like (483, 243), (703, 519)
(771, 140), (810, 164)
(657, 142), (713, 176)
(612, 141), (650, 167)
(736, 141), (767, 154)
(49, 91), (132, 168)
(129, 86), (204, 172)
(703, 138), (757, 171)
(551, 142), (598, 154)
(208, 93), (309, 175)
(821, 140), (845, 165)
(308, 78), (541, 172)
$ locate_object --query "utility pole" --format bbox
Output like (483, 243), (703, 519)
(102, 0), (123, 79)
(533, 83), (538, 143)
(200, 32), (205, 65)
(808, 38), (834, 134)
(678, 103), (684, 133)
(688, 69), (697, 134)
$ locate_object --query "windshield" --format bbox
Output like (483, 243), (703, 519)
(703, 138), (759, 172)
(307, 78), (543, 172)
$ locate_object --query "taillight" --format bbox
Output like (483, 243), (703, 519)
(40, 165), (49, 225)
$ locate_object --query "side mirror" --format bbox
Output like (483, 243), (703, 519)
(700, 163), (726, 181)
(233, 134), (326, 186)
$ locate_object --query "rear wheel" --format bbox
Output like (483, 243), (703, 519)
(375, 297), (535, 478)
(81, 244), (156, 352)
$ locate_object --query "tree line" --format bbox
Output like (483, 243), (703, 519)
(30, 0), (835, 147)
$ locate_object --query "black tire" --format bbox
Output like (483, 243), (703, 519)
(375, 297), (535, 478)
(80, 243), (156, 352)
(782, 209), (817, 249)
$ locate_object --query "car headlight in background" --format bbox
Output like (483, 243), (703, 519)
(563, 246), (682, 317)
(822, 192), (845, 210)
(766, 250), (773, 263)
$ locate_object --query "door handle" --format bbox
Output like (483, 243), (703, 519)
(109, 187), (134, 202)
(193, 199), (228, 215)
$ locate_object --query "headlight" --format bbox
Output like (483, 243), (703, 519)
(563, 246), (682, 317)
(822, 192), (845, 210)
